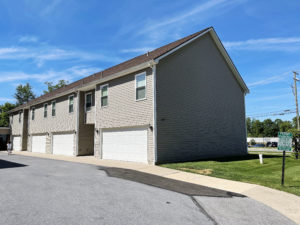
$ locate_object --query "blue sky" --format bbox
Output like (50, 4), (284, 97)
(0, 0), (300, 121)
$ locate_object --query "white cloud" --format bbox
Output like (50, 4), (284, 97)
(140, 0), (227, 34)
(41, 0), (63, 16)
(19, 35), (38, 43)
(0, 45), (122, 67)
(0, 97), (15, 102)
(248, 72), (290, 87)
(0, 66), (101, 84)
(121, 47), (155, 54)
(224, 37), (300, 52)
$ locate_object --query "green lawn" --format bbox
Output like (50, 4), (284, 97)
(161, 153), (300, 196)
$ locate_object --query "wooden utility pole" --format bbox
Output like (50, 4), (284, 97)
(293, 71), (300, 130)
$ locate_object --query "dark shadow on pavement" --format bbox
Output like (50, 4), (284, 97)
(100, 167), (245, 198)
(0, 159), (27, 169)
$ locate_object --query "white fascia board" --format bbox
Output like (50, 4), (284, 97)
(208, 29), (250, 94)
(152, 64), (157, 164)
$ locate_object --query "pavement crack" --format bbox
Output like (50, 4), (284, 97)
(190, 196), (218, 225)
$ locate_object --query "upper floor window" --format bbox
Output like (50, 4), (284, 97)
(85, 92), (92, 112)
(44, 104), (48, 118)
(69, 95), (74, 113)
(101, 85), (108, 107)
(32, 108), (35, 120)
(135, 73), (146, 100)
(11, 115), (13, 124)
(52, 101), (56, 117)
(19, 111), (22, 123)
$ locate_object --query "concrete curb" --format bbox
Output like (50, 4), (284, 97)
(9, 151), (300, 224)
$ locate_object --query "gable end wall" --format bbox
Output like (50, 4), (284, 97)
(155, 33), (247, 163)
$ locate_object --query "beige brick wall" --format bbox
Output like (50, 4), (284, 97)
(94, 68), (154, 164)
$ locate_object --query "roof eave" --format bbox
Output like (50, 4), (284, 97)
(8, 60), (156, 114)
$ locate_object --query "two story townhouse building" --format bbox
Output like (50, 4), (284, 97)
(9, 27), (249, 164)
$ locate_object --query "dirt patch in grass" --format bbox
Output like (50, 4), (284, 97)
(181, 168), (213, 175)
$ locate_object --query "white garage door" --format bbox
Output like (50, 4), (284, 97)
(102, 127), (148, 163)
(13, 136), (21, 151)
(32, 135), (46, 153)
(52, 133), (74, 156)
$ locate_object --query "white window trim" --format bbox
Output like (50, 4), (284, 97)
(51, 100), (56, 117)
(69, 95), (74, 114)
(135, 72), (147, 101)
(44, 103), (48, 118)
(100, 84), (108, 108)
(32, 107), (35, 121)
(85, 92), (92, 112)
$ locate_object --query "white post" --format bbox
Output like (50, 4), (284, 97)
(259, 154), (263, 164)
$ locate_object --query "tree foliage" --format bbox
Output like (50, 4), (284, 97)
(247, 117), (295, 137)
(44, 80), (69, 94)
(14, 83), (36, 106)
(0, 102), (15, 127)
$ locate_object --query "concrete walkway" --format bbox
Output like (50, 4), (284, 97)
(10, 151), (300, 225)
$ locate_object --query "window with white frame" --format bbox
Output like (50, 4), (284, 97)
(101, 85), (108, 107)
(52, 101), (56, 117)
(19, 111), (22, 123)
(44, 104), (48, 118)
(69, 95), (74, 113)
(85, 92), (92, 111)
(136, 73), (146, 100)
(32, 108), (35, 120)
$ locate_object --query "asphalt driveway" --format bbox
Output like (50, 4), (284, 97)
(0, 152), (296, 225)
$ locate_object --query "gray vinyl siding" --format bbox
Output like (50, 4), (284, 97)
(77, 91), (94, 156)
(27, 93), (78, 153)
(155, 33), (247, 163)
(85, 89), (95, 124)
(11, 110), (25, 150)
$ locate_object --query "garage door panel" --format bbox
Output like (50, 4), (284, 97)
(102, 128), (148, 163)
(53, 134), (74, 156)
(32, 135), (46, 153)
(13, 136), (21, 151)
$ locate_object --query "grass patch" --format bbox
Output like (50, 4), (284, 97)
(161, 153), (300, 196)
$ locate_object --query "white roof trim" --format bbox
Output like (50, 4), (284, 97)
(209, 29), (249, 94)
(155, 27), (249, 94)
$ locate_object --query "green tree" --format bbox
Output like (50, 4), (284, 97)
(292, 116), (298, 128)
(246, 117), (252, 136)
(14, 83), (36, 106)
(262, 119), (275, 137)
(251, 119), (264, 137)
(0, 102), (15, 127)
(44, 80), (69, 94)
(279, 121), (293, 132)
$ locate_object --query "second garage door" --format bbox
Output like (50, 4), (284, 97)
(52, 133), (74, 156)
(102, 127), (148, 163)
(13, 136), (21, 151)
(32, 135), (46, 153)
